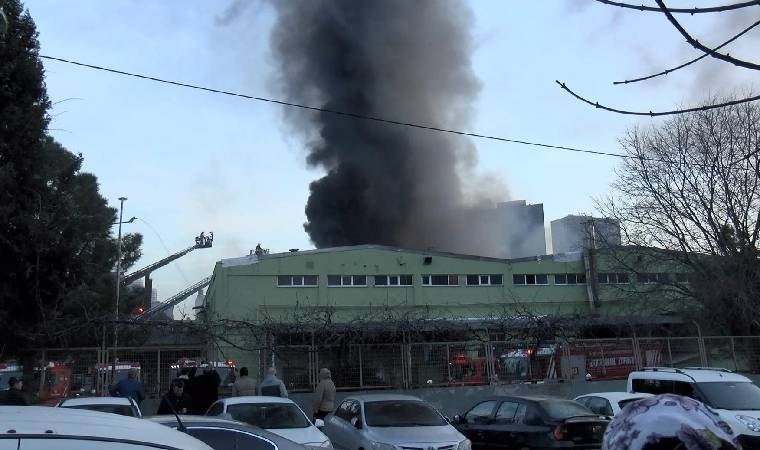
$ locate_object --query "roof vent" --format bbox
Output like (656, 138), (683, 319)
(289, 248), (299, 252)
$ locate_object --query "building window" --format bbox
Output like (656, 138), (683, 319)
(277, 275), (318, 287)
(637, 273), (668, 284)
(466, 274), (503, 286)
(374, 275), (413, 287)
(512, 274), (549, 285)
(598, 273), (631, 284)
(674, 272), (690, 283)
(327, 275), (367, 287)
(422, 274), (459, 286)
(554, 273), (586, 285)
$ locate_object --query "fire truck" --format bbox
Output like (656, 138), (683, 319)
(70, 362), (141, 396)
(448, 354), (496, 386)
(35, 362), (72, 405)
(498, 341), (662, 382)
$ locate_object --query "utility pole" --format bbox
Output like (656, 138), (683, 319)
(112, 196), (127, 387)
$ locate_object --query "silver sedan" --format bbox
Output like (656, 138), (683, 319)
(322, 393), (471, 450)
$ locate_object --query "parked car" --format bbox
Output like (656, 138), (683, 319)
(55, 395), (142, 418)
(150, 415), (308, 450)
(322, 393), (469, 450)
(628, 367), (760, 449)
(452, 396), (609, 450)
(0, 405), (213, 449)
(205, 395), (331, 447)
(574, 392), (653, 416)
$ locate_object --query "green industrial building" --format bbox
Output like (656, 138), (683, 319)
(201, 245), (688, 389)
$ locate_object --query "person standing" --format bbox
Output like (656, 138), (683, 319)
(109, 368), (144, 405)
(157, 379), (193, 415)
(193, 364), (221, 414)
(232, 367), (256, 396)
(312, 368), (336, 421)
(257, 367), (288, 398)
(0, 377), (30, 405)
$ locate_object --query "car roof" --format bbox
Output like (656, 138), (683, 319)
(149, 416), (306, 449)
(217, 396), (294, 405)
(58, 396), (133, 406)
(629, 368), (752, 383)
(346, 393), (424, 402)
(0, 406), (212, 450)
(575, 392), (654, 402)
(482, 395), (566, 403)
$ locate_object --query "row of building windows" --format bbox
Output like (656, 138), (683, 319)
(276, 272), (690, 288)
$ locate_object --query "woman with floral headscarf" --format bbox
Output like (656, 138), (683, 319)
(603, 394), (741, 450)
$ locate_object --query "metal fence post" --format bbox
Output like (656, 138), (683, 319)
(667, 338), (673, 367)
(157, 349), (161, 398)
(358, 346), (364, 388)
(445, 344), (451, 383)
(730, 337), (738, 371)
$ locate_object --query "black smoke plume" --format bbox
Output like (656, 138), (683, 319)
(271, 0), (504, 251)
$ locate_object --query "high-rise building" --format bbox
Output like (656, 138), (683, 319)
(551, 215), (621, 254)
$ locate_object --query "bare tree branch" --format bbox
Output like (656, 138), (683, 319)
(655, 0), (760, 71)
(556, 80), (760, 116)
(613, 19), (760, 85)
(595, 0), (760, 13)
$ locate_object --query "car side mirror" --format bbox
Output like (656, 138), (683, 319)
(350, 417), (363, 429)
(452, 415), (463, 424)
(315, 419), (325, 428)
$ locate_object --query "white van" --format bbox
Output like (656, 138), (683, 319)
(627, 367), (760, 448)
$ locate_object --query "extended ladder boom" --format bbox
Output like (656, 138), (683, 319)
(133, 276), (212, 321)
(121, 232), (213, 286)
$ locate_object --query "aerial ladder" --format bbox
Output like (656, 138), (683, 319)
(122, 232), (213, 307)
(132, 276), (212, 321)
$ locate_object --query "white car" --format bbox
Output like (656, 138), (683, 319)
(0, 405), (213, 450)
(56, 396), (142, 418)
(322, 393), (469, 450)
(206, 396), (331, 448)
(628, 367), (760, 448)
(574, 392), (653, 416)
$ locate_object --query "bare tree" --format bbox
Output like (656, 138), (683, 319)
(598, 95), (760, 335)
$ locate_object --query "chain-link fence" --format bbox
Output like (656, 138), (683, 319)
(23, 335), (760, 396)
(23, 345), (205, 401)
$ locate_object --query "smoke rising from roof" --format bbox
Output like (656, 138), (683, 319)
(271, 0), (508, 252)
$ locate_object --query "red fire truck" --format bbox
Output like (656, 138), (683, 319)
(35, 362), (72, 405)
(498, 341), (662, 382)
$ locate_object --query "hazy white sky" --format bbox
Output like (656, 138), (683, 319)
(23, 0), (759, 315)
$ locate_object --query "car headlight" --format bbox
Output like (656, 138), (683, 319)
(457, 439), (472, 450)
(371, 442), (397, 450)
(736, 415), (760, 433)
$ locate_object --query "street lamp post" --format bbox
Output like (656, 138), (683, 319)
(112, 197), (127, 386)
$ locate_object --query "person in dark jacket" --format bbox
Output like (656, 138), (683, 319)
(0, 377), (30, 405)
(192, 364), (221, 414)
(109, 368), (144, 404)
(157, 378), (192, 415)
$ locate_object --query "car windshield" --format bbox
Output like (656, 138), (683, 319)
(697, 382), (760, 410)
(227, 403), (311, 429)
(62, 404), (135, 416)
(364, 400), (447, 427)
(540, 400), (595, 419)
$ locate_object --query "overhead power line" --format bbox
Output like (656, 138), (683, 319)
(655, 0), (760, 71)
(556, 81), (760, 116)
(613, 18), (760, 85)
(39, 54), (630, 160)
(594, 0), (760, 13)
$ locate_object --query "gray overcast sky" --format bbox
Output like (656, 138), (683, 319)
(23, 0), (759, 315)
